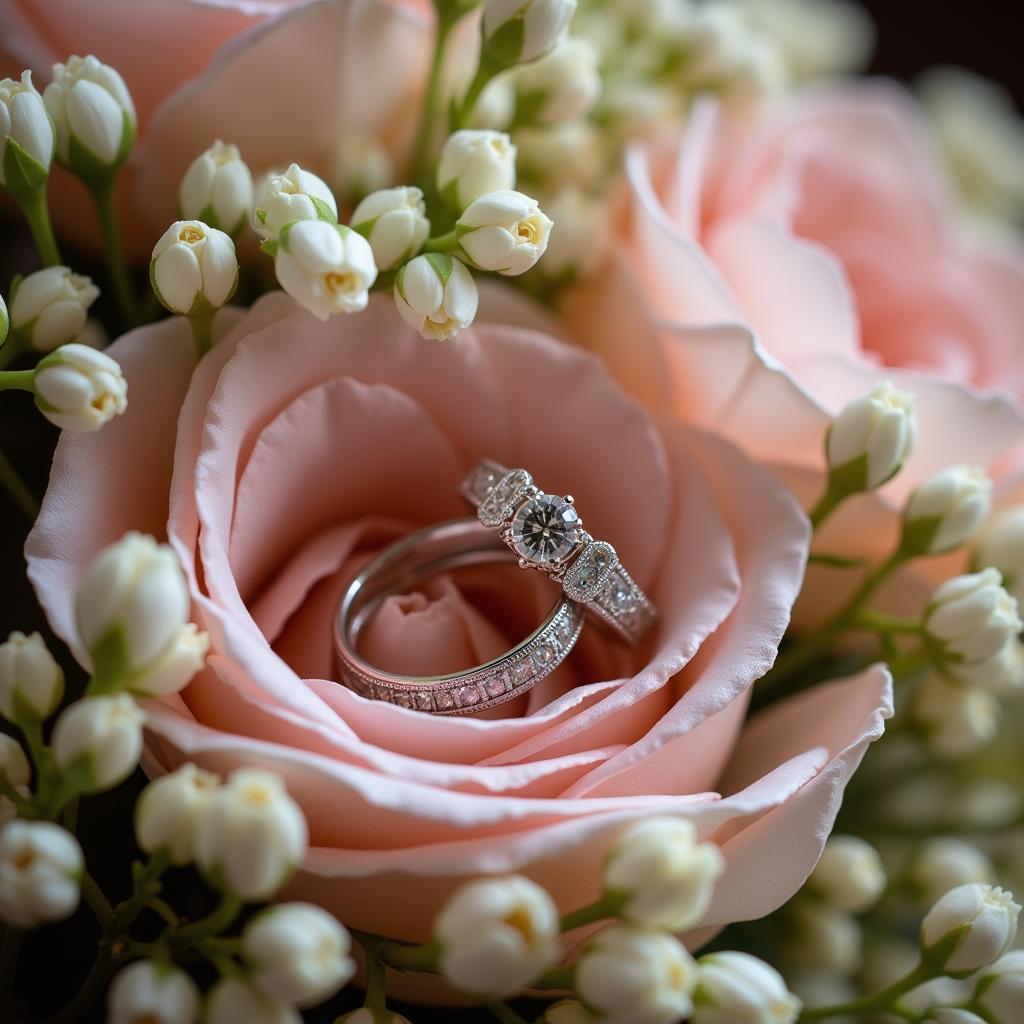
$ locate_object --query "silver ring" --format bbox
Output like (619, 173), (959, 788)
(460, 459), (657, 646)
(334, 519), (585, 715)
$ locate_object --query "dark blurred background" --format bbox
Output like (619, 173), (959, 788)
(2, 1), (1023, 1021)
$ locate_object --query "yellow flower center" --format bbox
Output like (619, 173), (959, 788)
(516, 220), (537, 243)
(503, 906), (536, 943)
(326, 271), (359, 295)
(179, 226), (205, 244)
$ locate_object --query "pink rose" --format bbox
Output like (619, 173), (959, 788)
(27, 294), (890, 976)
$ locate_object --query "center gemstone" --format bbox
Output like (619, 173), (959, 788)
(510, 495), (580, 564)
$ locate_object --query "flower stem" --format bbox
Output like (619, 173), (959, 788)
(411, 10), (458, 186)
(559, 894), (620, 933)
(808, 484), (845, 531)
(171, 891), (243, 950)
(375, 936), (441, 973)
(17, 188), (62, 267)
(81, 871), (116, 931)
(798, 961), (934, 1021)
(359, 934), (389, 1011)
(90, 181), (138, 328)
(423, 230), (460, 253)
(487, 1002), (531, 1024)
(454, 53), (505, 129)
(0, 444), (40, 522)
(0, 369), (36, 392)
(187, 310), (216, 358)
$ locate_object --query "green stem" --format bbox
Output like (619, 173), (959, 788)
(411, 10), (458, 185)
(171, 891), (243, 950)
(808, 484), (845, 531)
(798, 961), (934, 1020)
(0, 445), (39, 522)
(91, 182), (138, 328)
(0, 339), (24, 371)
(455, 54), (505, 129)
(187, 310), (215, 358)
(486, 1002), (530, 1024)
(376, 937), (441, 973)
(534, 965), (575, 991)
(851, 610), (924, 638)
(0, 369), (36, 392)
(887, 646), (931, 680)
(0, 772), (34, 817)
(559, 894), (621, 933)
(17, 188), (62, 267)
(423, 230), (460, 253)
(360, 935), (389, 1011)
(0, 924), (24, 1017)
(81, 871), (116, 931)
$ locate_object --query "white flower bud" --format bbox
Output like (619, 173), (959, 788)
(350, 187), (430, 271)
(513, 38), (601, 123)
(692, 951), (801, 1024)
(514, 121), (607, 190)
(205, 977), (300, 1024)
(195, 769), (308, 900)
(33, 343), (127, 433)
(926, 569), (1022, 667)
(0, 735), (29, 790)
(394, 254), (478, 340)
(601, 82), (681, 146)
(437, 130), (517, 211)
(0, 292), (7, 346)
(947, 639), (1024, 694)
(135, 763), (220, 866)
(107, 960), (200, 1024)
(52, 694), (144, 792)
(0, 631), (64, 723)
(474, 77), (516, 130)
(0, 71), (55, 185)
(10, 266), (99, 352)
(808, 835), (886, 914)
(329, 136), (394, 204)
(826, 382), (916, 491)
(923, 1011), (986, 1024)
(575, 924), (697, 1024)
(150, 220), (238, 315)
(603, 817), (723, 931)
(976, 506), (1024, 605)
(543, 1002), (592, 1024)
(251, 163), (337, 240)
(336, 1012), (413, 1024)
(949, 777), (1022, 830)
(75, 533), (191, 681)
(435, 875), (560, 997)
(482, 0), (578, 65)
(903, 466), (993, 554)
(457, 189), (552, 275)
(178, 140), (254, 236)
(911, 839), (995, 906)
(535, 188), (609, 280)
(129, 623), (209, 698)
(43, 55), (135, 171)
(921, 883), (1020, 976)
(243, 902), (355, 1007)
(787, 902), (862, 973)
(73, 316), (107, 349)
(0, 820), (82, 927)
(912, 673), (999, 759)
(975, 949), (1024, 1024)
(274, 219), (377, 320)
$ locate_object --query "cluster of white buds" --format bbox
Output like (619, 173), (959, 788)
(511, 37), (602, 124)
(150, 220), (238, 317)
(920, 882), (1020, 977)
(910, 839), (996, 906)
(807, 834), (886, 914)
(32, 343), (127, 433)
(901, 466), (993, 556)
(0, 820), (83, 928)
(8, 266), (99, 353)
(178, 140), (254, 237)
(911, 673), (1000, 760)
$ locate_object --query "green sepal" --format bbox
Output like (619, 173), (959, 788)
(484, 13), (526, 68)
(259, 237), (279, 259)
(57, 749), (104, 795)
(8, 273), (23, 306)
(899, 514), (944, 557)
(440, 178), (463, 213)
(2, 137), (50, 205)
(351, 215), (380, 239)
(148, 258), (168, 312)
(86, 624), (134, 696)
(63, 109), (134, 192)
(827, 452), (871, 496)
(920, 921), (974, 978)
(423, 251), (453, 285)
(311, 195), (338, 223)
(12, 316), (39, 353)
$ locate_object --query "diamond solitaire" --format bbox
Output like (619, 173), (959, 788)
(511, 494), (581, 564)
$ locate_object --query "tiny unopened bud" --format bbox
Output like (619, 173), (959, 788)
(135, 763), (220, 866)
(808, 835), (886, 914)
(482, 0), (577, 66)
(437, 129), (517, 211)
(692, 951), (802, 1024)
(351, 187), (430, 271)
(0, 820), (82, 928)
(329, 137), (394, 204)
(178, 140), (254, 236)
(826, 382), (916, 492)
(575, 924), (697, 1024)
(975, 506), (1024, 605)
(435, 875), (560, 997)
(974, 949), (1024, 1024)
(513, 37), (601, 123)
(0, 71), (55, 189)
(205, 977), (300, 1024)
(902, 466), (992, 555)
(534, 188), (609, 281)
(912, 673), (999, 759)
(457, 189), (552, 275)
(911, 839), (995, 906)
(514, 120), (606, 189)
(920, 883), (1020, 977)
(251, 163), (338, 240)
(10, 266), (99, 352)
(33, 343), (126, 434)
(947, 639), (1024, 694)
(44, 55), (135, 173)
(107, 960), (200, 1024)
(0, 735), (29, 790)
(787, 901), (862, 973)
(150, 220), (238, 315)
(52, 694), (144, 792)
(394, 254), (478, 340)
(0, 631), (64, 723)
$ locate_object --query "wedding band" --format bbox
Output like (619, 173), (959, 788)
(460, 459), (657, 646)
(334, 519), (585, 715)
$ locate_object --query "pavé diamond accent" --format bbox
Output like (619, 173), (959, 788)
(478, 469), (532, 528)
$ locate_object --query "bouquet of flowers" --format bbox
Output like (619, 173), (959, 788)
(2, 0), (1024, 1021)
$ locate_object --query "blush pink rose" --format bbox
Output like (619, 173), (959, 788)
(27, 293), (890, 984)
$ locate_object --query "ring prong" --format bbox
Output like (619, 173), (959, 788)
(564, 494), (574, 504)
(518, 557), (532, 570)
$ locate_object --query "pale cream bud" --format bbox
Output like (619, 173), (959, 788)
(336, 1012), (413, 1024)
(926, 569), (1022, 667)
(33, 343), (127, 433)
(274, 220), (377, 320)
(151, 220), (238, 314)
(949, 777), (1022, 830)
(457, 189), (552, 275)
(975, 949), (1024, 1024)
(44, 55), (135, 170)
(808, 835), (886, 914)
(923, 1011), (987, 1024)
(243, 902), (355, 1007)
(575, 924), (697, 1024)
(693, 951), (801, 1024)
(902, 466), (992, 554)
(826, 382), (916, 491)
(535, 188), (609, 280)
(251, 163), (338, 240)
(0, 292), (7, 346)
(178, 140), (254, 236)
(514, 120), (606, 189)
(912, 673), (999, 759)
(135, 763), (220, 866)
(195, 769), (308, 900)
(0, 735), (29, 789)
(394, 254), (478, 340)
(129, 624), (209, 698)
(0, 631), (64, 723)
(603, 817), (723, 931)
(52, 694), (144, 792)
(107, 960), (200, 1024)
(329, 136), (394, 204)
(0, 71), (54, 184)
(482, 0), (578, 65)
(350, 187), (430, 271)
(975, 506), (1024, 605)
(435, 875), (560, 997)
(947, 639), (1024, 694)
(513, 38), (601, 123)
(787, 902), (861, 973)
(0, 820), (82, 928)
(601, 82), (681, 146)
(437, 129), (517, 210)
(205, 977), (300, 1024)
(543, 1003), (592, 1024)
(474, 77), (516, 130)
(920, 883), (1020, 976)
(911, 839), (995, 906)
(10, 266), (99, 352)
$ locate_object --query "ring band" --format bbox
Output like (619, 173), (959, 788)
(334, 519), (585, 715)
(460, 459), (657, 646)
